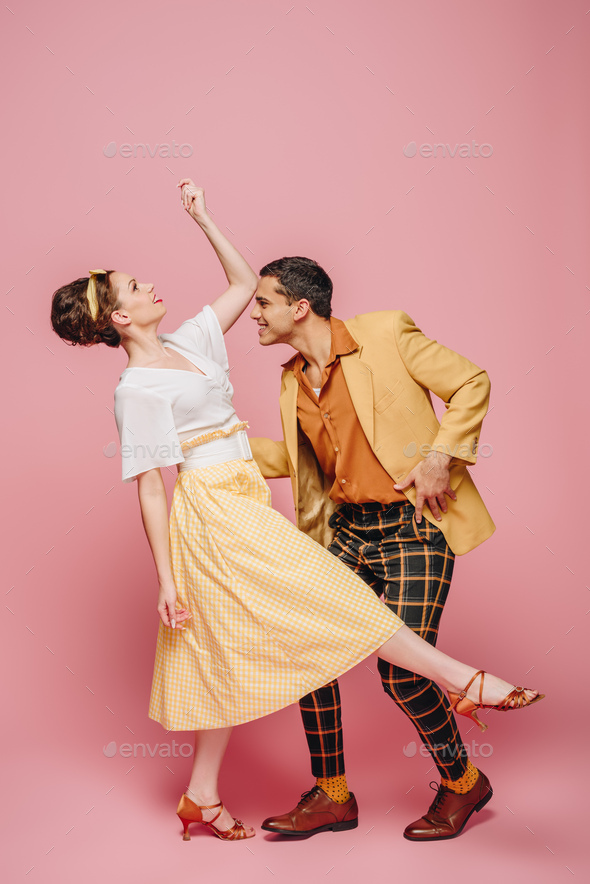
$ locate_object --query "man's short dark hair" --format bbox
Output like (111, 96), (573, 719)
(258, 257), (333, 319)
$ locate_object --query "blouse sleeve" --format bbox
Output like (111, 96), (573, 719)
(114, 384), (184, 483)
(171, 304), (229, 372)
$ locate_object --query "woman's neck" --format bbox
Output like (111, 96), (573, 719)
(123, 327), (170, 367)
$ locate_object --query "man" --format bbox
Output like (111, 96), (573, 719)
(249, 256), (496, 841)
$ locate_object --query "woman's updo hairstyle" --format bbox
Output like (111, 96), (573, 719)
(50, 270), (122, 348)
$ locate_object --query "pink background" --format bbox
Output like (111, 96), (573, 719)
(2, 1), (588, 881)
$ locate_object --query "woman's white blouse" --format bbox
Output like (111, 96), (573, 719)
(114, 305), (240, 483)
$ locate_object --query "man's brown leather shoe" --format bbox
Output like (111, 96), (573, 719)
(261, 786), (358, 836)
(403, 771), (493, 841)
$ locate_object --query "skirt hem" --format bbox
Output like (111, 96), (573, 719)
(147, 623), (400, 731)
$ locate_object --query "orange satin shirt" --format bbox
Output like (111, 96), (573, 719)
(290, 317), (406, 505)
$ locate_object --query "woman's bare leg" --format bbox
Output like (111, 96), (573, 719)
(377, 625), (540, 706)
(185, 727), (254, 836)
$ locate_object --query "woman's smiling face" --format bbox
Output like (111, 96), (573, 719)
(110, 272), (166, 332)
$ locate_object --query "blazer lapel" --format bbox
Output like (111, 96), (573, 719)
(340, 352), (375, 447)
(279, 371), (299, 471)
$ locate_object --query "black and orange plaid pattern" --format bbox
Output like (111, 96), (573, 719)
(299, 499), (469, 782)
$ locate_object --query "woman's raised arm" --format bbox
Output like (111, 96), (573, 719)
(178, 179), (258, 333)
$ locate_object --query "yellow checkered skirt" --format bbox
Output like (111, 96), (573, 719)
(148, 456), (403, 730)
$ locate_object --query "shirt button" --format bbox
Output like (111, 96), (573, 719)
(334, 446), (339, 452)
(341, 479), (347, 484)
(323, 413), (330, 419)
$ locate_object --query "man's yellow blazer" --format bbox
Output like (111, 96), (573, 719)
(250, 310), (496, 555)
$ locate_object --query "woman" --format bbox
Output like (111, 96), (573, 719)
(50, 179), (543, 843)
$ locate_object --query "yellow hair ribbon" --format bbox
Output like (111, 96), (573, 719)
(86, 269), (107, 321)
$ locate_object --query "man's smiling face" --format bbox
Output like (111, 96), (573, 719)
(250, 276), (299, 346)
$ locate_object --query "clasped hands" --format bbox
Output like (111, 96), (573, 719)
(393, 450), (457, 523)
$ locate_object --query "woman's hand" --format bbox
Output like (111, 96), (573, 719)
(177, 178), (208, 223)
(175, 177), (258, 333)
(157, 580), (192, 630)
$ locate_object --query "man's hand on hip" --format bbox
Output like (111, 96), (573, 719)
(394, 451), (457, 523)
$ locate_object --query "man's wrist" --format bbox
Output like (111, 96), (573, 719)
(425, 449), (452, 468)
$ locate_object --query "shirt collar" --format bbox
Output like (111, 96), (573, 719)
(281, 317), (359, 370)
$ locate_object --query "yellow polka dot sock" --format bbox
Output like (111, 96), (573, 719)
(440, 760), (480, 795)
(316, 775), (351, 804)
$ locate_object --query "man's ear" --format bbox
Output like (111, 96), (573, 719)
(293, 298), (312, 321)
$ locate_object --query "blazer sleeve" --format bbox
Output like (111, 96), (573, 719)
(249, 437), (290, 478)
(392, 311), (491, 465)
(114, 384), (184, 483)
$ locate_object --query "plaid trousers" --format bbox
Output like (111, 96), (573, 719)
(299, 499), (469, 782)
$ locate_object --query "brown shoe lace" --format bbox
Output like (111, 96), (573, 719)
(297, 786), (323, 807)
(425, 781), (454, 820)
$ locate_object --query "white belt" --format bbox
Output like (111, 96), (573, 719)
(178, 429), (253, 472)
